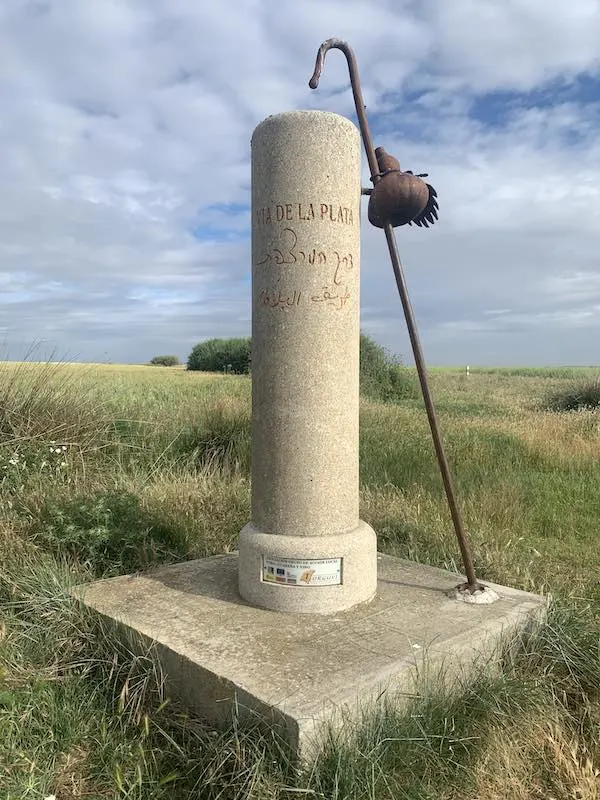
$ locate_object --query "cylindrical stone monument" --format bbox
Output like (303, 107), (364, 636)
(238, 110), (377, 614)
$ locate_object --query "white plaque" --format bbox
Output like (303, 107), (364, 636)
(262, 556), (342, 586)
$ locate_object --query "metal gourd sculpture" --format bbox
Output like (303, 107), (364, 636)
(367, 147), (439, 229)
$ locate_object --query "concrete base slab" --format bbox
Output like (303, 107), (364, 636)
(74, 554), (546, 758)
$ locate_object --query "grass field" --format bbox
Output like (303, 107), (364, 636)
(1, 361), (600, 798)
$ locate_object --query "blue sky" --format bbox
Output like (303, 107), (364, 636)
(1, 0), (600, 365)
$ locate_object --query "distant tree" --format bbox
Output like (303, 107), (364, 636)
(186, 334), (414, 397)
(187, 338), (251, 374)
(149, 355), (180, 367)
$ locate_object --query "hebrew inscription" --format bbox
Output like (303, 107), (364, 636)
(255, 227), (354, 278)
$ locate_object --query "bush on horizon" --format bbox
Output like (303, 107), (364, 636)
(149, 355), (180, 366)
(186, 333), (415, 402)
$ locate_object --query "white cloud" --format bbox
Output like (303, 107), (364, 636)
(423, 0), (600, 91)
(1, 0), (600, 365)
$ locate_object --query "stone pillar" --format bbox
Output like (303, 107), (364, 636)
(238, 110), (377, 614)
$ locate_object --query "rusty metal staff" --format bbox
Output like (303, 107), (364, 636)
(309, 37), (482, 593)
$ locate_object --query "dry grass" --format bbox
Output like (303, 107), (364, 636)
(504, 409), (600, 464)
(471, 716), (600, 800)
(135, 470), (251, 558)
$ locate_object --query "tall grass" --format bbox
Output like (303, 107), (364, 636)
(2, 362), (600, 797)
(0, 359), (112, 449)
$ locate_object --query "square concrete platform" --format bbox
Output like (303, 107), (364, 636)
(74, 554), (546, 757)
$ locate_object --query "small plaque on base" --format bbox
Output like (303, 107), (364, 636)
(262, 556), (342, 586)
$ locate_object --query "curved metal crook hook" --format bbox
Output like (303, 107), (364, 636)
(309, 38), (380, 184)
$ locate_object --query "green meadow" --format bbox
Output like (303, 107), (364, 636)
(2, 360), (600, 799)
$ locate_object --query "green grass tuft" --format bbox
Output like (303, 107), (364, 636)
(544, 376), (600, 412)
(31, 489), (189, 576)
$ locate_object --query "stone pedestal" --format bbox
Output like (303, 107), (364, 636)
(74, 555), (547, 759)
(238, 110), (377, 614)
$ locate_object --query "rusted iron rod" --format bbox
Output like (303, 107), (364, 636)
(381, 225), (480, 591)
(309, 38), (481, 592)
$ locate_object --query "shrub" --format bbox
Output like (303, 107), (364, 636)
(359, 333), (418, 403)
(544, 378), (600, 412)
(33, 489), (186, 575)
(187, 338), (251, 374)
(149, 355), (180, 366)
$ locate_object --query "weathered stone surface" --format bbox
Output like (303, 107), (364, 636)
(74, 553), (547, 759)
(239, 110), (377, 613)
